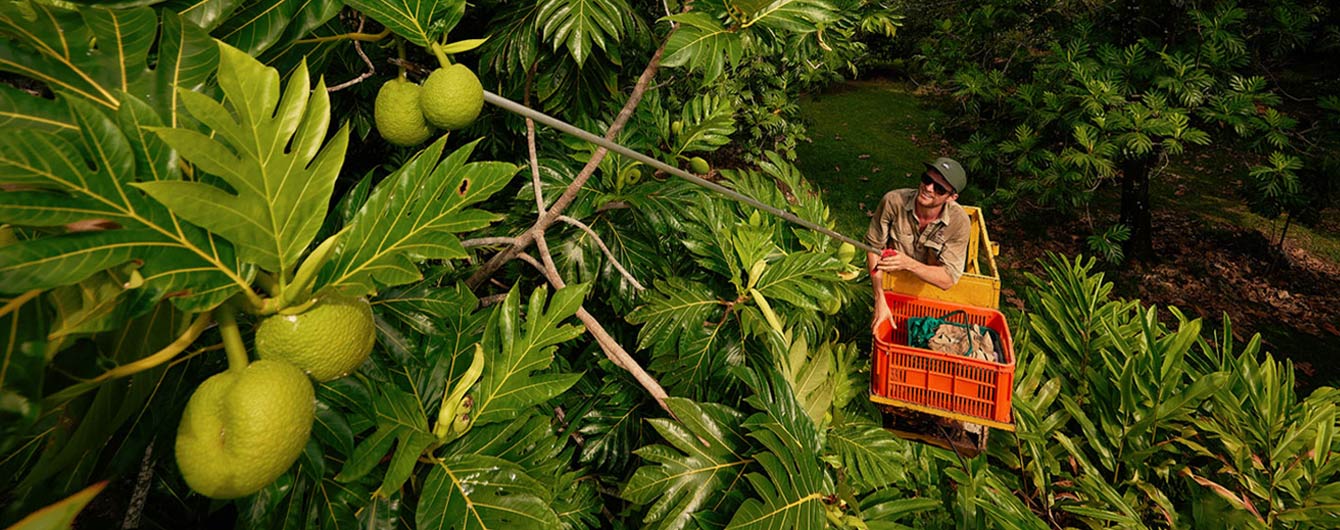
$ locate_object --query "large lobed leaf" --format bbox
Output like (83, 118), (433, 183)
(447, 413), (601, 530)
(318, 138), (517, 295)
(335, 385), (438, 497)
(623, 398), (752, 530)
(626, 278), (741, 397)
(345, 0), (465, 49)
(471, 284), (587, 426)
(728, 368), (827, 530)
(673, 92), (737, 157)
(823, 421), (908, 492)
(660, 11), (744, 82)
(0, 96), (247, 311)
(417, 454), (561, 530)
(0, 2), (218, 128)
(211, 0), (344, 57)
(536, 0), (632, 66)
(136, 42), (348, 275)
(730, 0), (839, 32)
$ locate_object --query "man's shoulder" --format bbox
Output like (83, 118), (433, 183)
(944, 202), (971, 231)
(883, 188), (917, 205)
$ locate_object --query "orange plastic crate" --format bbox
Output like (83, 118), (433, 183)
(871, 292), (1015, 428)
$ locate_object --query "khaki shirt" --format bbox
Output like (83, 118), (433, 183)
(863, 189), (971, 284)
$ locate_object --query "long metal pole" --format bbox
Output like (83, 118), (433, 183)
(483, 91), (882, 254)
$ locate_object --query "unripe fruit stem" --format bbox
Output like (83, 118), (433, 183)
(430, 42), (451, 69)
(281, 228), (346, 310)
(216, 303), (249, 374)
(397, 41), (407, 79)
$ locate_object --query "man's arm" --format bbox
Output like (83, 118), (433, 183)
(880, 252), (955, 290)
(868, 251), (891, 332)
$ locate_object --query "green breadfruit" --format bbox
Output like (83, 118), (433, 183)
(256, 295), (376, 382)
(837, 242), (856, 264)
(420, 64), (484, 130)
(375, 78), (434, 146)
(175, 360), (315, 499)
(689, 156), (711, 174)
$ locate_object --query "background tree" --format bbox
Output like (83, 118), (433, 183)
(910, 0), (1334, 263)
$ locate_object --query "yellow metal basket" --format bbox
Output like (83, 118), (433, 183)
(881, 205), (1001, 310)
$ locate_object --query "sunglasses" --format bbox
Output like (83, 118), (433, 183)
(920, 174), (953, 195)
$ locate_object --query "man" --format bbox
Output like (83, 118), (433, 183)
(865, 157), (971, 332)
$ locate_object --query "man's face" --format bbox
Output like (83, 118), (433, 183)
(916, 170), (958, 208)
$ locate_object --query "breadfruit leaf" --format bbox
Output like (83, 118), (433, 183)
(727, 367), (827, 530)
(626, 278), (741, 396)
(673, 93), (736, 156)
(345, 0), (465, 49)
(660, 12), (744, 82)
(212, 0), (343, 57)
(622, 398), (751, 530)
(0, 96), (247, 311)
(417, 454), (561, 530)
(472, 284), (587, 427)
(334, 385), (437, 496)
(135, 43), (348, 275)
(0, 2), (219, 129)
(318, 138), (516, 295)
(537, 0), (632, 66)
(729, 0), (839, 33)
(823, 421), (909, 492)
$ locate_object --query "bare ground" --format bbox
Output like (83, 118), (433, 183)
(992, 207), (1340, 388)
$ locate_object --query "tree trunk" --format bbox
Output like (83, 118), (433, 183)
(1120, 156), (1154, 262)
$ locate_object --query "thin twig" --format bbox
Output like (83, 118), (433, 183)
(514, 252), (671, 413)
(462, 237), (518, 248)
(525, 61), (546, 215)
(0, 289), (41, 320)
(558, 215), (645, 291)
(295, 26), (392, 44)
(328, 16), (376, 93)
(595, 200), (631, 213)
(120, 439), (154, 529)
(477, 293), (509, 307)
(466, 16), (682, 289)
(44, 313), (214, 405)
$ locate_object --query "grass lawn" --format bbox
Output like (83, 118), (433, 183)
(794, 80), (949, 240)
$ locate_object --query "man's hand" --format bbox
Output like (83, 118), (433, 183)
(871, 304), (894, 335)
(875, 251), (920, 274)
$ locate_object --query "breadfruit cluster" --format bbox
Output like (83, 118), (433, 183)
(374, 64), (484, 146)
(176, 296), (381, 499)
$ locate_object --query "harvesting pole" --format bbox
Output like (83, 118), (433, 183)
(482, 91), (882, 255)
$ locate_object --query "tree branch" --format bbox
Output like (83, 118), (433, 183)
(327, 15), (377, 93)
(514, 252), (671, 413)
(462, 237), (517, 248)
(558, 215), (645, 291)
(466, 24), (679, 289)
(525, 61), (546, 215)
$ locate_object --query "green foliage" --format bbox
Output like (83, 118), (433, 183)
(537, 0), (634, 66)
(344, 0), (465, 48)
(1085, 223), (1130, 264)
(0, 3), (217, 125)
(318, 139), (517, 295)
(985, 253), (1340, 527)
(137, 43), (348, 276)
(622, 398), (751, 530)
(1181, 316), (1340, 527)
(912, 0), (1327, 257)
(0, 95), (246, 311)
(5, 0), (1337, 529)
(729, 367), (828, 529)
